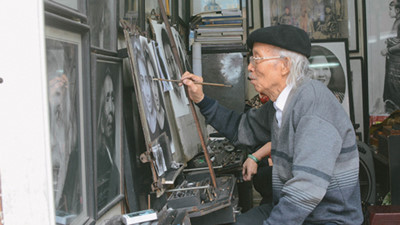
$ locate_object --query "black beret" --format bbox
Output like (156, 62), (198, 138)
(247, 24), (311, 58)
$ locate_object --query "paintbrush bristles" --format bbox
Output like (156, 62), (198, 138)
(152, 78), (232, 88)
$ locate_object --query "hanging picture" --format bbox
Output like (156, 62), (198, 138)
(366, 0), (400, 126)
(309, 39), (353, 120)
(88, 0), (117, 52)
(45, 26), (84, 224)
(91, 54), (123, 216)
(261, 0), (351, 42)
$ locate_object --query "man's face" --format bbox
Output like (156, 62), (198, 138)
(146, 59), (161, 111)
(103, 75), (115, 138)
(164, 43), (178, 81)
(247, 43), (288, 101)
(138, 58), (153, 115)
(311, 55), (331, 86)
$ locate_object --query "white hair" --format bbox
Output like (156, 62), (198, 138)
(278, 49), (312, 88)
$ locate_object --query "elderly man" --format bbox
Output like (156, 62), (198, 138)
(181, 25), (362, 224)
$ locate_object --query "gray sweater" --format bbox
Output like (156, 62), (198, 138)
(197, 78), (363, 224)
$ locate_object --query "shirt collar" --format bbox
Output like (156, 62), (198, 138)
(273, 84), (292, 112)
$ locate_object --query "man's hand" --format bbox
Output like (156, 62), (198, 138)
(180, 72), (205, 103)
(242, 157), (259, 181)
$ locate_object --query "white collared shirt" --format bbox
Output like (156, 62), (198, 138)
(273, 84), (292, 128)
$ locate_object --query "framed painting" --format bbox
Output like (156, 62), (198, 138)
(310, 39), (354, 122)
(88, 0), (118, 52)
(365, 0), (400, 127)
(91, 54), (124, 216)
(350, 57), (367, 141)
(260, 0), (351, 42)
(44, 10), (93, 223)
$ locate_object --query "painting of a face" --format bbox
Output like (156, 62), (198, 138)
(311, 55), (332, 86)
(102, 75), (115, 138)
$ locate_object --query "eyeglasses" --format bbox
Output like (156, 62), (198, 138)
(249, 56), (283, 66)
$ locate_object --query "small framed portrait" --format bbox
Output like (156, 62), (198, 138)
(366, 0), (400, 124)
(309, 39), (354, 121)
(91, 54), (124, 217)
(88, 0), (118, 52)
(261, 0), (353, 42)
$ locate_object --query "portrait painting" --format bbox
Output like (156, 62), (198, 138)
(153, 41), (173, 92)
(88, 0), (117, 51)
(45, 27), (83, 222)
(151, 133), (174, 177)
(150, 20), (189, 117)
(310, 40), (352, 118)
(92, 55), (123, 214)
(129, 35), (176, 157)
(366, 0), (400, 123)
(202, 52), (245, 112)
(262, 0), (349, 41)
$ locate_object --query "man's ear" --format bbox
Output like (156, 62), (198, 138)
(281, 57), (291, 76)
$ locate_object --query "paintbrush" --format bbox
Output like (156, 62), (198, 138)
(152, 78), (233, 88)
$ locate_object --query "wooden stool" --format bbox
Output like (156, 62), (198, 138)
(369, 205), (400, 225)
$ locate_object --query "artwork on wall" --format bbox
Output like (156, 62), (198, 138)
(88, 0), (117, 52)
(202, 52), (246, 112)
(192, 0), (241, 15)
(91, 54), (123, 215)
(150, 20), (190, 117)
(261, 0), (351, 42)
(45, 26), (84, 222)
(309, 39), (353, 120)
(366, 0), (400, 125)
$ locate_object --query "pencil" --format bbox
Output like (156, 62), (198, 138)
(152, 78), (233, 88)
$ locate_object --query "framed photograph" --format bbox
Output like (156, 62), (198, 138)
(88, 0), (118, 52)
(350, 57), (367, 141)
(261, 0), (351, 41)
(91, 54), (124, 216)
(247, 0), (254, 28)
(310, 39), (354, 122)
(366, 0), (400, 126)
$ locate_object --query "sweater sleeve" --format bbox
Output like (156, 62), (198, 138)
(266, 115), (342, 224)
(196, 95), (274, 146)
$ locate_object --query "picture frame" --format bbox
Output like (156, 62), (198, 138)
(120, 0), (139, 22)
(247, 0), (254, 28)
(88, 0), (118, 53)
(349, 56), (367, 141)
(44, 11), (93, 224)
(310, 39), (354, 122)
(365, 0), (400, 127)
(192, 0), (241, 15)
(91, 54), (124, 217)
(347, 0), (359, 52)
(260, 0), (351, 42)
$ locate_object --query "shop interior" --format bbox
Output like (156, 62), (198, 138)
(1, 0), (400, 224)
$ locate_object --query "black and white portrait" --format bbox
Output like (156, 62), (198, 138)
(130, 35), (176, 157)
(150, 20), (189, 117)
(94, 59), (121, 212)
(202, 53), (245, 112)
(151, 133), (173, 177)
(366, 0), (400, 116)
(153, 42), (173, 92)
(88, 0), (117, 51)
(45, 27), (83, 220)
(309, 42), (350, 115)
